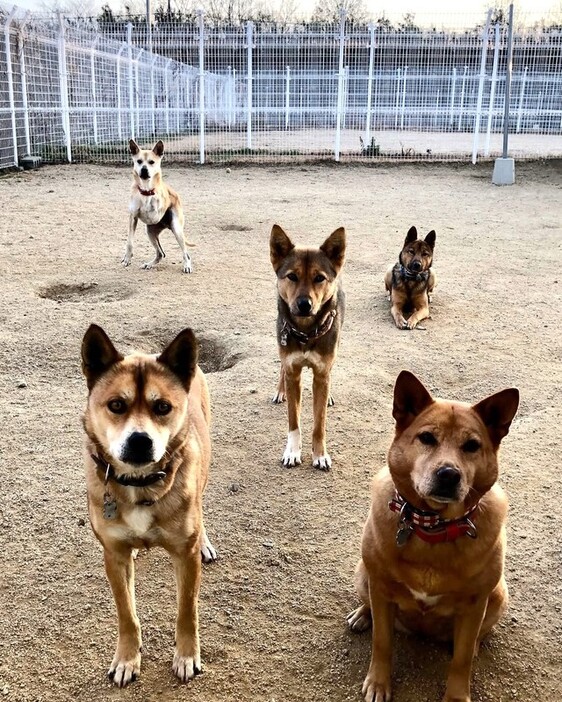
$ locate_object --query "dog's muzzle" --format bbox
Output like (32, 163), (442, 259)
(121, 431), (154, 466)
(410, 259), (422, 272)
(430, 465), (462, 500)
(295, 296), (313, 316)
(139, 166), (150, 180)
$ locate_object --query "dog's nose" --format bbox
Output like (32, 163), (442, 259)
(434, 465), (461, 493)
(410, 259), (422, 272)
(122, 431), (154, 465)
(296, 297), (313, 315)
(139, 166), (149, 180)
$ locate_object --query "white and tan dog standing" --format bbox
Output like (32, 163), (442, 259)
(123, 139), (193, 273)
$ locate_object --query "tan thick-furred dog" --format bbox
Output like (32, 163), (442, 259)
(123, 139), (193, 273)
(81, 324), (216, 687)
(270, 224), (346, 471)
(348, 371), (519, 702)
(384, 226), (436, 329)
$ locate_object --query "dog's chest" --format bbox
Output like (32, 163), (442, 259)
(285, 349), (326, 371)
(107, 506), (157, 545)
(136, 196), (165, 224)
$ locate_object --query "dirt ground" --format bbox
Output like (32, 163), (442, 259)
(0, 161), (560, 702)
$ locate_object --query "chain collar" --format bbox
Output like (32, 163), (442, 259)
(399, 265), (430, 283)
(91, 453), (168, 489)
(280, 309), (337, 347)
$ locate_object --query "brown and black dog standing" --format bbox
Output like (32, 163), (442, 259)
(385, 226), (436, 329)
(348, 370), (519, 702)
(270, 224), (346, 470)
(81, 324), (216, 687)
(123, 139), (193, 273)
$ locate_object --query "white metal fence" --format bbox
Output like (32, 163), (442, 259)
(1, 5), (561, 168)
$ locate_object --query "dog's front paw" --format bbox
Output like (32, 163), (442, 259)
(272, 391), (286, 404)
(282, 446), (301, 467)
(121, 254), (132, 267)
(182, 259), (193, 274)
(312, 453), (332, 471)
(173, 652), (201, 682)
(362, 672), (392, 702)
(327, 395), (335, 407)
(200, 533), (218, 564)
(108, 650), (141, 688)
(347, 604), (372, 632)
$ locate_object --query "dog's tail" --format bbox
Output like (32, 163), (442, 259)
(157, 239), (166, 258)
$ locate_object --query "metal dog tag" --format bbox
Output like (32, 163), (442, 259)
(280, 329), (288, 346)
(396, 523), (413, 547)
(103, 492), (117, 520)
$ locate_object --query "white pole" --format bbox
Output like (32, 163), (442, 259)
(198, 9), (205, 164)
(116, 45), (125, 141)
(90, 37), (98, 145)
(150, 54), (157, 136)
(502, 3), (515, 158)
(57, 12), (72, 162)
(449, 67), (457, 126)
(164, 58), (171, 135)
(365, 24), (375, 144)
(135, 49), (142, 138)
(394, 68), (400, 129)
(232, 67), (236, 127)
(285, 65), (290, 129)
(127, 23), (135, 139)
(472, 9), (492, 165)
(334, 8), (346, 161)
(176, 70), (181, 134)
(4, 7), (19, 165)
(246, 21), (253, 150)
(485, 22), (500, 157)
(516, 66), (527, 134)
(227, 65), (233, 127)
(457, 65), (467, 132)
(18, 11), (31, 155)
(400, 65), (408, 130)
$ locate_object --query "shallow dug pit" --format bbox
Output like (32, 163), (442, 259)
(37, 281), (134, 303)
(219, 224), (253, 232)
(126, 328), (244, 374)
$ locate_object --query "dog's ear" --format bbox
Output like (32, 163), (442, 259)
(424, 230), (436, 249)
(404, 226), (418, 245)
(153, 140), (164, 157)
(157, 328), (198, 388)
(81, 325), (123, 391)
(392, 370), (434, 432)
(270, 225), (295, 271)
(473, 388), (519, 449)
(129, 139), (140, 156)
(320, 227), (346, 273)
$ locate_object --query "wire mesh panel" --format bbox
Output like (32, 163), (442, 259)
(0, 4), (561, 169)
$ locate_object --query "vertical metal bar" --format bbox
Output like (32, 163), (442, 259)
(18, 12), (31, 155)
(198, 9), (205, 164)
(164, 58), (171, 135)
(516, 66), (527, 134)
(4, 7), (19, 165)
(145, 0), (152, 53)
(227, 65), (233, 128)
(90, 37), (98, 145)
(127, 23), (135, 138)
(472, 9), (492, 164)
(57, 13), (72, 162)
(502, 3), (515, 158)
(449, 67), (457, 126)
(394, 68), (401, 129)
(400, 66), (408, 130)
(232, 67), (236, 127)
(246, 20), (253, 150)
(150, 54), (157, 136)
(116, 45), (125, 141)
(365, 24), (375, 144)
(334, 8), (346, 161)
(485, 23), (500, 157)
(285, 65), (290, 129)
(457, 65), (467, 132)
(135, 49), (142, 138)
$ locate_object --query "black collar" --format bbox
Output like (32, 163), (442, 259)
(91, 453), (168, 488)
(280, 309), (337, 346)
(399, 264), (430, 283)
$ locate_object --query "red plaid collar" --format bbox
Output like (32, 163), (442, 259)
(389, 491), (479, 546)
(138, 185), (156, 196)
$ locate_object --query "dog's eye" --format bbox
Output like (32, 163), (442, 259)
(462, 439), (481, 453)
(153, 400), (172, 416)
(422, 252), (430, 256)
(313, 274), (326, 283)
(148, 160), (155, 165)
(136, 159), (142, 164)
(287, 272), (298, 282)
(418, 431), (437, 446)
(408, 249), (415, 254)
(108, 399), (127, 414)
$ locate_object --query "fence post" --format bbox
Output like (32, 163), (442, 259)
(457, 65), (468, 131)
(285, 66), (290, 128)
(516, 66), (527, 133)
(57, 12), (72, 162)
(485, 22), (500, 157)
(365, 24), (375, 144)
(116, 45), (125, 140)
(90, 37), (98, 145)
(400, 65), (408, 129)
(501, 3), (515, 159)
(198, 9), (205, 164)
(18, 11), (31, 155)
(394, 68), (400, 129)
(164, 58), (171, 135)
(334, 8), (346, 161)
(472, 9), (492, 165)
(150, 54), (157, 136)
(135, 49), (143, 138)
(246, 20), (253, 150)
(4, 7), (18, 165)
(127, 23), (135, 139)
(449, 67), (457, 126)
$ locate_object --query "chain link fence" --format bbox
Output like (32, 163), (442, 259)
(1, 4), (561, 168)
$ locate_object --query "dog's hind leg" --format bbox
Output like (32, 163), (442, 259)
(347, 559), (372, 632)
(170, 211), (192, 274)
(104, 546), (142, 687)
(428, 269), (436, 303)
(122, 214), (138, 267)
(170, 542), (202, 682)
(142, 225), (165, 270)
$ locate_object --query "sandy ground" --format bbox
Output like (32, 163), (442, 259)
(0, 161), (561, 702)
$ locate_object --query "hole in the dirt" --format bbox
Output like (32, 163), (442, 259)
(127, 329), (243, 374)
(219, 224), (253, 232)
(38, 282), (134, 303)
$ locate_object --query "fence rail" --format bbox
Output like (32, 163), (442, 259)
(1, 5), (561, 168)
